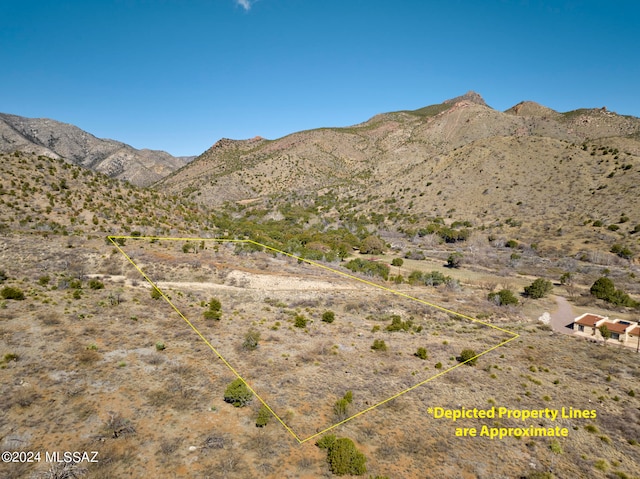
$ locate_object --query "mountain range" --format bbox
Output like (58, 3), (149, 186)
(0, 113), (194, 186)
(153, 92), (639, 256)
(2, 92), (639, 258)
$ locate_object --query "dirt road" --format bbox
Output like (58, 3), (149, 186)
(550, 295), (576, 335)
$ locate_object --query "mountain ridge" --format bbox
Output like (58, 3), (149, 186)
(0, 112), (193, 186)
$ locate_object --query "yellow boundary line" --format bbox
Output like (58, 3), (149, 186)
(109, 235), (519, 444)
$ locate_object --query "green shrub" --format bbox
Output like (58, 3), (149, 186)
(371, 339), (387, 351)
(359, 235), (385, 255)
(505, 239), (519, 248)
(316, 434), (336, 450)
(334, 398), (350, 420)
(223, 378), (253, 407)
(155, 342), (166, 351)
(322, 310), (335, 323)
(38, 275), (51, 286)
(294, 314), (307, 328)
(256, 404), (271, 427)
(446, 252), (463, 268)
(435, 362), (443, 369)
(318, 437), (367, 476)
(590, 277), (638, 307)
(204, 297), (222, 320)
(415, 347), (428, 360)
(391, 258), (404, 267)
(88, 279), (105, 290)
(385, 315), (413, 332)
(1, 286), (25, 300)
(0, 270), (7, 282)
(524, 278), (553, 299)
(345, 259), (390, 281)
(458, 349), (478, 366)
(150, 288), (162, 300)
(423, 270), (451, 286)
(488, 289), (518, 306)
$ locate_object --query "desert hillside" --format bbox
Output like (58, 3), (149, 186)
(0, 113), (193, 186)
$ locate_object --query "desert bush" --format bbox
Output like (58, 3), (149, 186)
(325, 437), (367, 476)
(204, 297), (222, 320)
(242, 329), (260, 351)
(88, 279), (105, 290)
(391, 258), (404, 267)
(359, 235), (385, 255)
(150, 288), (162, 300)
(458, 349), (478, 366)
(155, 342), (166, 351)
(294, 314), (307, 328)
(414, 347), (428, 360)
(255, 404), (271, 427)
(223, 378), (253, 407)
(0, 270), (7, 282)
(334, 398), (350, 420)
(611, 244), (634, 260)
(446, 252), (463, 268)
(386, 315), (413, 332)
(1, 286), (25, 300)
(590, 277), (638, 307)
(488, 289), (518, 306)
(560, 272), (573, 285)
(423, 271), (451, 286)
(371, 339), (387, 351)
(524, 278), (553, 299)
(322, 310), (335, 323)
(345, 259), (389, 280)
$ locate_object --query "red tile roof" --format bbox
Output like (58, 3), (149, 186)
(601, 321), (631, 334)
(575, 314), (605, 327)
(629, 326), (640, 337)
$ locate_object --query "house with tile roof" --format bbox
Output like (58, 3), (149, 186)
(572, 313), (640, 350)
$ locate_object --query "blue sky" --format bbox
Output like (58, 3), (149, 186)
(1, 0), (639, 156)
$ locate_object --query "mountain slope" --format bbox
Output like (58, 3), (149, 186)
(0, 113), (193, 186)
(155, 92), (640, 257)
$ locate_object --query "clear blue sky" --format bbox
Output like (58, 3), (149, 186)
(2, 0), (639, 156)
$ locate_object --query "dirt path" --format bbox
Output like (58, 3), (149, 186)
(550, 295), (576, 335)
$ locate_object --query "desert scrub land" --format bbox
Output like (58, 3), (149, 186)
(1, 233), (639, 478)
(114, 237), (515, 441)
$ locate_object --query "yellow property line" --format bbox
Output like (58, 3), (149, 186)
(108, 235), (519, 444)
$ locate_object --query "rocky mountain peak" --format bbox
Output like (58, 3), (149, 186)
(443, 91), (488, 107)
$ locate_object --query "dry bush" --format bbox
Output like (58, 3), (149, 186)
(103, 411), (136, 438)
(77, 349), (101, 365)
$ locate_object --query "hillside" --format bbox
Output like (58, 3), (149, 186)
(156, 92), (640, 259)
(0, 113), (193, 186)
(0, 151), (210, 237)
